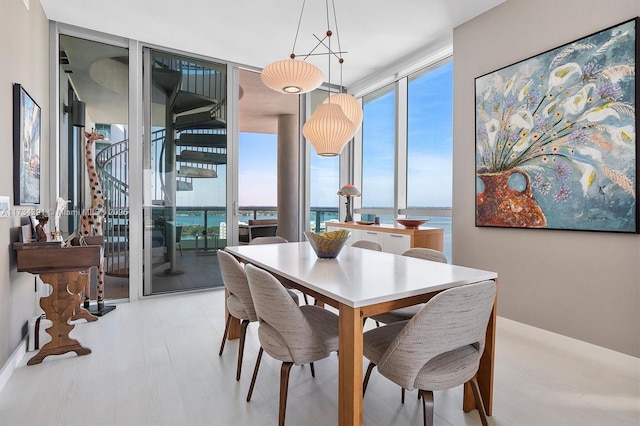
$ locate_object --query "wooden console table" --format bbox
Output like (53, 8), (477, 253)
(326, 222), (444, 254)
(13, 242), (103, 365)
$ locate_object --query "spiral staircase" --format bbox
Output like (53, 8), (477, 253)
(95, 54), (227, 277)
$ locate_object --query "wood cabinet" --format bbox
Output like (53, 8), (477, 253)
(326, 222), (443, 255)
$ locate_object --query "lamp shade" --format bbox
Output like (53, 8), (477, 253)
(261, 59), (324, 94)
(303, 103), (355, 156)
(323, 93), (362, 136)
(337, 183), (360, 197)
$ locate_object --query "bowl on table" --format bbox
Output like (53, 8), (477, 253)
(304, 230), (351, 259)
(395, 219), (428, 229)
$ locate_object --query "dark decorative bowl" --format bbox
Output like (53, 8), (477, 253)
(396, 219), (428, 229)
(304, 230), (351, 259)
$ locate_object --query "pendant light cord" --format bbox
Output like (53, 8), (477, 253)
(326, 0), (331, 102)
(331, 0), (345, 91)
(291, 0), (307, 57)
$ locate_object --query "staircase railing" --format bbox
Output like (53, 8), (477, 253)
(154, 56), (227, 123)
(96, 139), (130, 277)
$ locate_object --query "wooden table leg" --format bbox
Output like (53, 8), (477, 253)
(463, 298), (497, 415)
(338, 304), (363, 426)
(28, 272), (92, 365)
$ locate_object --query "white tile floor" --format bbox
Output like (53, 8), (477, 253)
(0, 289), (638, 426)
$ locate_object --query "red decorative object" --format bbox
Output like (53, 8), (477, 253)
(396, 219), (428, 229)
(476, 169), (547, 228)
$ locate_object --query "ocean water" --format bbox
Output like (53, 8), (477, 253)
(175, 211), (452, 260)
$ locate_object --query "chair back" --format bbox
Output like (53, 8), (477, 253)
(351, 240), (382, 251)
(377, 280), (496, 390)
(249, 236), (288, 245)
(217, 250), (257, 321)
(175, 225), (183, 243)
(245, 264), (329, 364)
(402, 247), (447, 263)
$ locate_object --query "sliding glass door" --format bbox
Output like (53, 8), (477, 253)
(58, 34), (130, 306)
(142, 48), (228, 295)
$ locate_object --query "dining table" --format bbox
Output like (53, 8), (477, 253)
(225, 242), (498, 426)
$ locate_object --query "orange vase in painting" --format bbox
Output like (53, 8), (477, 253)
(476, 169), (547, 228)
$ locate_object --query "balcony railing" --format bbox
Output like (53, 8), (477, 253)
(149, 205), (451, 258)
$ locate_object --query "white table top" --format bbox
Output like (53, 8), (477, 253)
(225, 242), (498, 308)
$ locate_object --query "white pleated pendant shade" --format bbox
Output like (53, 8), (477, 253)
(261, 59), (324, 94)
(303, 103), (355, 156)
(322, 93), (363, 135)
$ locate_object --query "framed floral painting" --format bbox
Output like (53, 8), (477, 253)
(475, 18), (638, 233)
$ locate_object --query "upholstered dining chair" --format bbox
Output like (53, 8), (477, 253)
(245, 264), (339, 426)
(249, 236), (289, 245)
(249, 236), (310, 305)
(369, 248), (448, 325)
(217, 250), (299, 381)
(362, 280), (496, 426)
(351, 240), (383, 251)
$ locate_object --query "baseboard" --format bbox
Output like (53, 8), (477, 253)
(0, 337), (27, 393)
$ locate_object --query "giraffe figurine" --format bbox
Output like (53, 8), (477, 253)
(78, 129), (107, 311)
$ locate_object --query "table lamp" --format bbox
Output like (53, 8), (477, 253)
(337, 184), (361, 222)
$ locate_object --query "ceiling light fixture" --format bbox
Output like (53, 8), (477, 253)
(322, 92), (363, 135)
(260, 0), (324, 94)
(302, 0), (362, 156)
(260, 0), (361, 156)
(261, 58), (323, 94)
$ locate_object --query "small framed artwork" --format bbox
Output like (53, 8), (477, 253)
(475, 18), (638, 233)
(13, 83), (41, 205)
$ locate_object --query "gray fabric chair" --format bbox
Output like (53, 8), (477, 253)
(245, 264), (339, 426)
(217, 250), (299, 381)
(362, 280), (496, 426)
(369, 248), (448, 325)
(249, 236), (289, 245)
(249, 236), (309, 305)
(351, 240), (383, 251)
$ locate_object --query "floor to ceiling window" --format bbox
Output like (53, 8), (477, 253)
(143, 49), (227, 295)
(407, 60), (453, 259)
(58, 34), (130, 306)
(238, 131), (277, 219)
(237, 69), (299, 242)
(358, 59), (453, 259)
(361, 83), (397, 222)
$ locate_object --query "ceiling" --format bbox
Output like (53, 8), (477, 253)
(45, 0), (504, 133)
(41, 0), (504, 89)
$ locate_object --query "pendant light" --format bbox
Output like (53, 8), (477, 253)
(260, 0), (324, 94)
(303, 0), (361, 156)
(322, 93), (362, 137)
(261, 58), (324, 94)
(303, 103), (354, 156)
(262, 0), (362, 156)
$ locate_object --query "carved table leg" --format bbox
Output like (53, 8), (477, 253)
(69, 270), (98, 323)
(28, 272), (92, 365)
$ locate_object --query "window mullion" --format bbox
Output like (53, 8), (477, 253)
(395, 78), (408, 217)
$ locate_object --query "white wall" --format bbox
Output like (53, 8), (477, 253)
(453, 0), (640, 356)
(0, 0), (50, 368)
